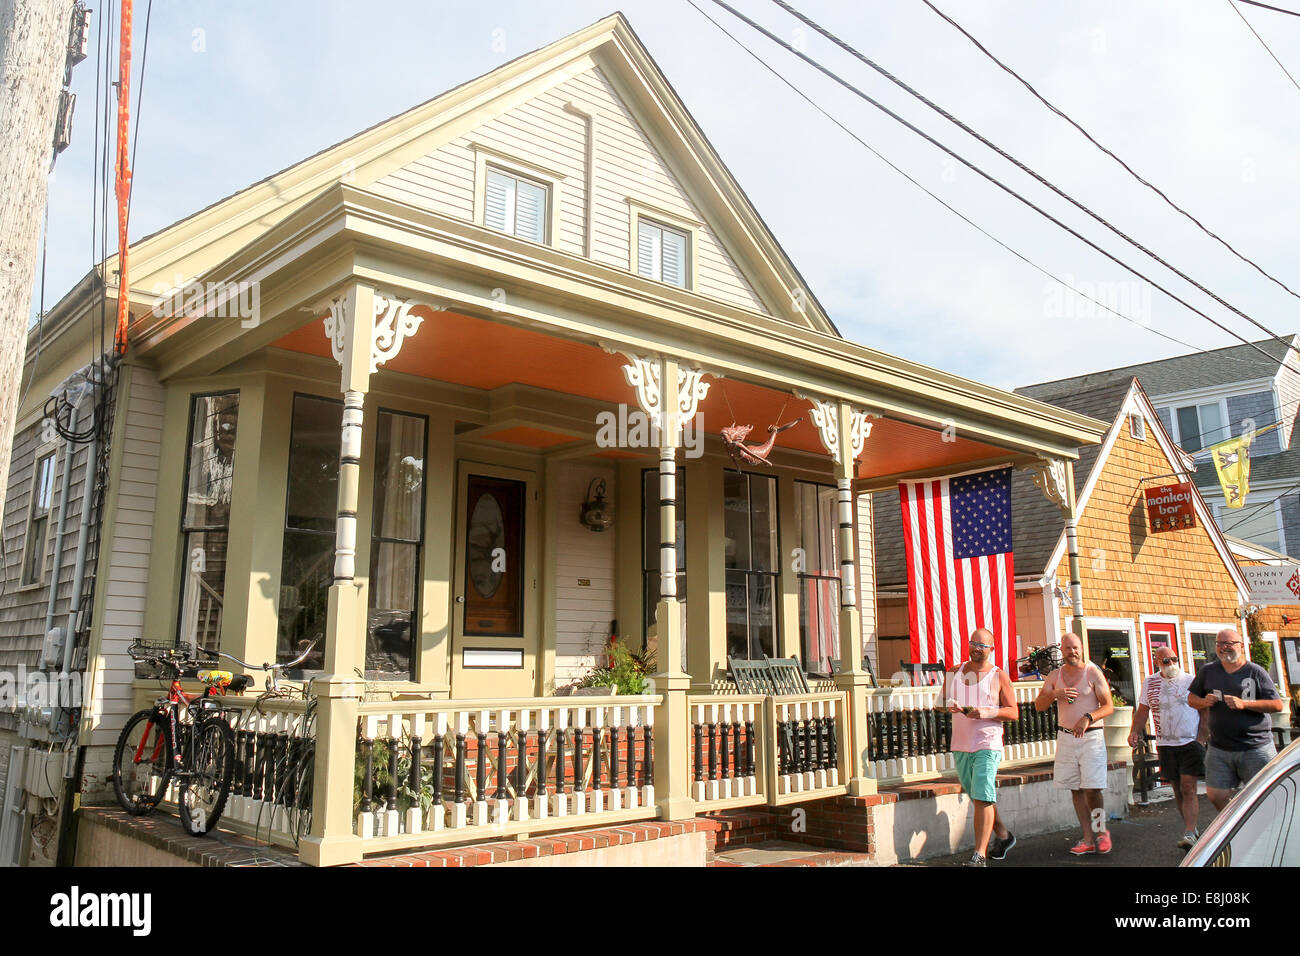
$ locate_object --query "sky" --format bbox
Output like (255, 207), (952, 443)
(35, 0), (1300, 390)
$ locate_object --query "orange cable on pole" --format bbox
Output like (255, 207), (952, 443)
(113, 0), (134, 355)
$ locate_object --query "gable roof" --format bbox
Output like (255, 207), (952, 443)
(1019, 335), (1298, 398)
(874, 378), (1248, 600)
(73, 12), (838, 341)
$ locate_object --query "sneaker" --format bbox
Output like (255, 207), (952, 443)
(1097, 830), (1112, 854)
(963, 851), (986, 867)
(1177, 830), (1198, 849)
(989, 831), (1016, 860)
(1068, 840), (1096, 856)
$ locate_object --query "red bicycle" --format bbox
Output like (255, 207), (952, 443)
(112, 642), (253, 835)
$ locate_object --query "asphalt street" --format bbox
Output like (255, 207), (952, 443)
(919, 792), (1222, 867)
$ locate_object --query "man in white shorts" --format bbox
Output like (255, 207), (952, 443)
(1035, 632), (1116, 855)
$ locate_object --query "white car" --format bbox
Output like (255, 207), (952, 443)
(1182, 737), (1300, 867)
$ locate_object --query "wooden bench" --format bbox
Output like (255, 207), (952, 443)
(725, 655), (811, 695)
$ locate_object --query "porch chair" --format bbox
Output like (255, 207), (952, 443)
(899, 659), (946, 686)
(826, 655), (877, 686)
(726, 655), (775, 695)
(764, 656), (811, 695)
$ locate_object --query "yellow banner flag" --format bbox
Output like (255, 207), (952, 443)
(1210, 434), (1252, 508)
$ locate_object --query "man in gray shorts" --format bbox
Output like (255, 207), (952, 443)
(1187, 628), (1284, 812)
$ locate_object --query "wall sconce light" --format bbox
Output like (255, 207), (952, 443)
(580, 477), (613, 532)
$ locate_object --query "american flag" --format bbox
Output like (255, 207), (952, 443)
(899, 467), (1017, 671)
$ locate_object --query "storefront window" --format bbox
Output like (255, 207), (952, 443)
(796, 481), (839, 676)
(366, 410), (426, 679)
(1089, 629), (1135, 705)
(725, 471), (779, 660)
(277, 395), (340, 667)
(177, 392), (239, 652)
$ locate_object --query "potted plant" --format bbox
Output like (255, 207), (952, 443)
(577, 640), (656, 696)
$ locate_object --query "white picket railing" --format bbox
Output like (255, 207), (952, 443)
(352, 695), (661, 853)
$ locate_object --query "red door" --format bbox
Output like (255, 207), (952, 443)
(1143, 621), (1179, 678)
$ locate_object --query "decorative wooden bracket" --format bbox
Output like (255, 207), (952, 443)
(322, 289), (424, 373)
(600, 344), (713, 434)
(801, 394), (873, 464)
(1031, 458), (1070, 516)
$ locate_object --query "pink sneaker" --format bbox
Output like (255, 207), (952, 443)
(1068, 840), (1096, 855)
(1097, 831), (1112, 854)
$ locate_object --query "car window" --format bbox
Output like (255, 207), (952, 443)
(1223, 770), (1296, 867)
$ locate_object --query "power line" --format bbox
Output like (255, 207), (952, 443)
(920, 0), (1300, 307)
(764, 0), (1300, 366)
(127, 0), (153, 216)
(1235, 0), (1300, 20)
(706, 0), (1300, 380)
(1228, 0), (1300, 93)
(1220, 475), (1300, 534)
(680, 0), (1211, 356)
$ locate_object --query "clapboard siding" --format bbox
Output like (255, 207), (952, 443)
(857, 494), (877, 677)
(369, 64), (769, 314)
(552, 461), (617, 685)
(80, 367), (164, 800)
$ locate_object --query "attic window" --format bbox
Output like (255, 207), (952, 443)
(1129, 412), (1146, 441)
(637, 218), (690, 288)
(484, 166), (548, 243)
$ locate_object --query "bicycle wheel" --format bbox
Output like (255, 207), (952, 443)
(178, 717), (234, 836)
(112, 709), (174, 815)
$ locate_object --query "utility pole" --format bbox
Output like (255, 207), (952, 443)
(0, 0), (75, 518)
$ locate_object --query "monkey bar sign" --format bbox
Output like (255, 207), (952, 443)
(1144, 482), (1196, 533)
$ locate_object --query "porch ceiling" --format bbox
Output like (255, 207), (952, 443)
(272, 307), (1013, 476)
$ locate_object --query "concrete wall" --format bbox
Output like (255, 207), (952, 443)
(494, 830), (706, 867)
(870, 765), (1128, 865)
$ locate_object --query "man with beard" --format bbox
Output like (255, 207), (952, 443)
(1130, 646), (1207, 848)
(1035, 632), (1115, 855)
(945, 627), (1019, 867)
(1187, 628), (1283, 812)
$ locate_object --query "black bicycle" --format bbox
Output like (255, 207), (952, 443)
(113, 642), (251, 836)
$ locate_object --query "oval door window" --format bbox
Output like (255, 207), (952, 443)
(468, 493), (505, 598)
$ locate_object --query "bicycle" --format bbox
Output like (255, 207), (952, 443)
(113, 642), (250, 836)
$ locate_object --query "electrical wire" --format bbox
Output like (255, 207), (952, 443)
(1220, 475), (1300, 534)
(1228, 0), (1300, 92)
(682, 0), (1212, 354)
(706, 0), (1300, 381)
(126, 0), (152, 215)
(920, 0), (1300, 306)
(1235, 0), (1300, 16)
(764, 0), (1300, 366)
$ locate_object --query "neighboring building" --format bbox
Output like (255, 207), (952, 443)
(1022, 334), (1300, 556)
(1227, 534), (1298, 693)
(874, 378), (1254, 708)
(0, 14), (1106, 866)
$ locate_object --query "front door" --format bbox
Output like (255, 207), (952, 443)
(450, 461), (539, 697)
(1143, 620), (1180, 680)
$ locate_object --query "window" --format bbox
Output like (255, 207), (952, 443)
(366, 410), (427, 680)
(1217, 769), (1298, 866)
(176, 392), (239, 652)
(637, 219), (689, 288)
(725, 471), (779, 660)
(277, 395), (341, 667)
(1221, 498), (1285, 554)
(20, 451), (56, 586)
(1087, 628), (1136, 705)
(1189, 631), (1218, 674)
(1172, 401), (1227, 452)
(1129, 412), (1146, 441)
(642, 468), (686, 640)
(484, 166), (548, 243)
(796, 482), (840, 676)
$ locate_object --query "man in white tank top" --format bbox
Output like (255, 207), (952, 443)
(1035, 632), (1116, 855)
(946, 627), (1019, 866)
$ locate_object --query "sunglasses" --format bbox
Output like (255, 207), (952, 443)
(1215, 642), (1241, 648)
(969, 642), (992, 650)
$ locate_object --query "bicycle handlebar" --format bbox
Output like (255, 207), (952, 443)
(216, 639), (318, 674)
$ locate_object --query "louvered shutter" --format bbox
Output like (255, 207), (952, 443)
(661, 227), (687, 288)
(514, 178), (547, 243)
(637, 221), (659, 279)
(485, 169), (513, 234)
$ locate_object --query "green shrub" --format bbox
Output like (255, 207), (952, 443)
(580, 642), (655, 695)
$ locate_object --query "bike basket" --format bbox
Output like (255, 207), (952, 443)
(128, 641), (194, 679)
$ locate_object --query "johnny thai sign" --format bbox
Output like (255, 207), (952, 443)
(1242, 564), (1300, 605)
(1144, 482), (1196, 533)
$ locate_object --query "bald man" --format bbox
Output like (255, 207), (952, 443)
(946, 627), (1019, 866)
(1035, 633), (1115, 855)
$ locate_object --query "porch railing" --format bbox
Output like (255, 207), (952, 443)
(864, 682), (1057, 784)
(351, 696), (661, 853)
(158, 696), (316, 850)
(767, 692), (848, 804)
(689, 695), (766, 810)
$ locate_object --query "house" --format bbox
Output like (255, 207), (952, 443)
(1023, 335), (1300, 556)
(874, 378), (1256, 714)
(0, 13), (1106, 866)
(1226, 535), (1299, 694)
